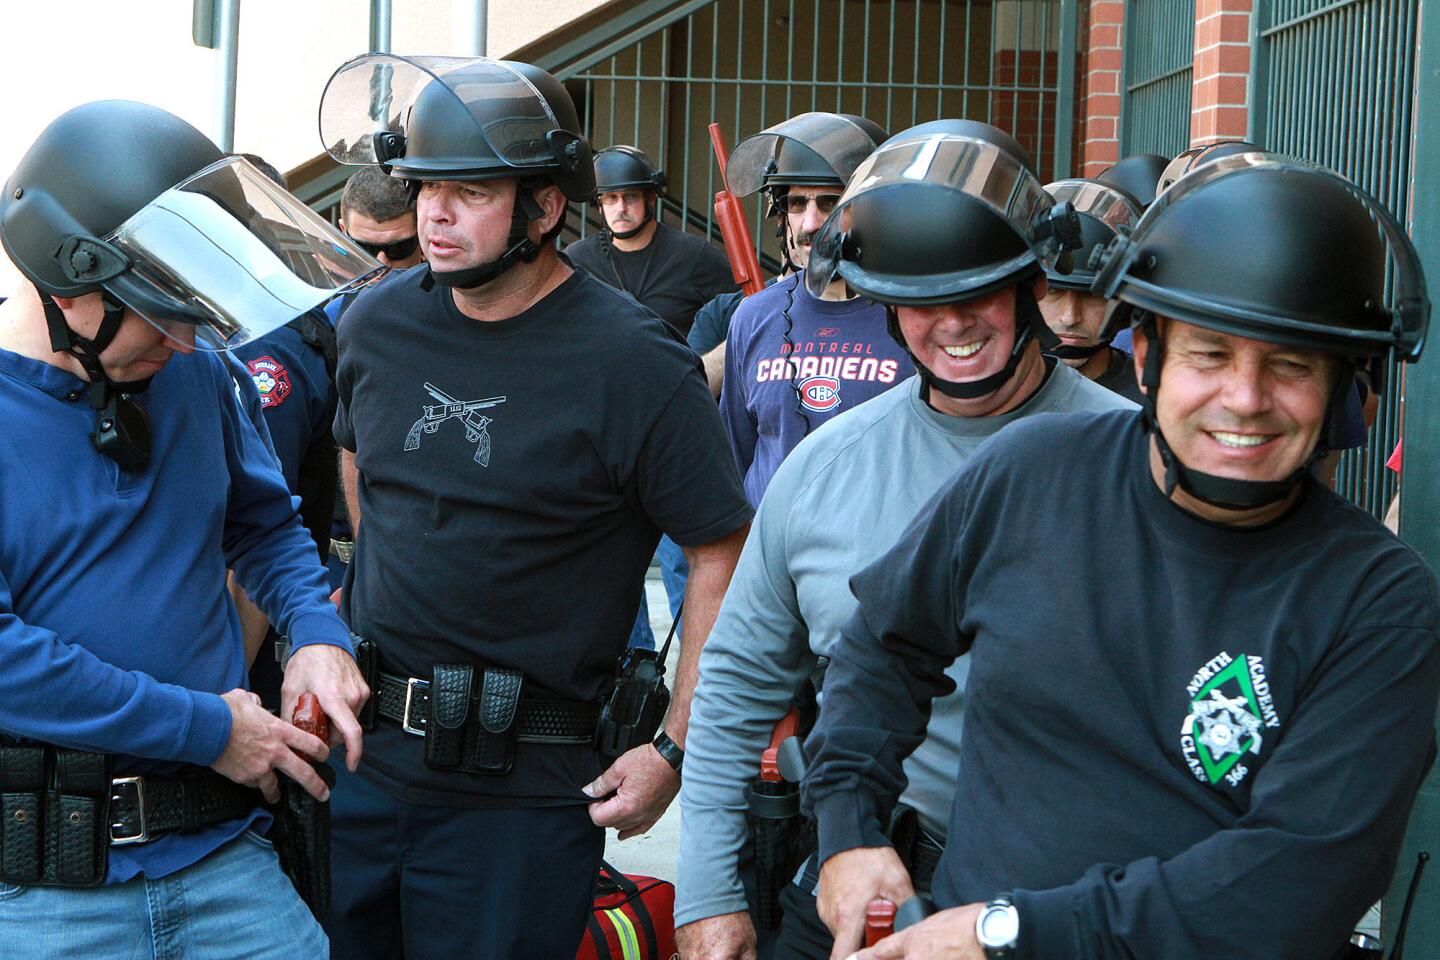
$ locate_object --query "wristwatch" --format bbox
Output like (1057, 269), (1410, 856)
(975, 894), (1019, 959)
(652, 731), (684, 775)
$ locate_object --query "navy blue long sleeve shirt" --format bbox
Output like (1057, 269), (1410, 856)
(804, 410), (1440, 959)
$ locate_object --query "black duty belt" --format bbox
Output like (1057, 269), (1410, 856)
(109, 770), (262, 845)
(375, 670), (598, 744)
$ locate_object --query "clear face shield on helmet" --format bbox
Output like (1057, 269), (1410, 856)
(1045, 179), (1141, 235)
(96, 156), (383, 351)
(805, 133), (1071, 300)
(1094, 152), (1429, 361)
(724, 112), (881, 196)
(318, 54), (563, 173)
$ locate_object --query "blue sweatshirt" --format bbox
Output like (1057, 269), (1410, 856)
(719, 272), (912, 504)
(0, 345), (351, 882)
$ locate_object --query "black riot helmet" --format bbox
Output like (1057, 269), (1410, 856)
(1097, 153), (1168, 208)
(2, 100), (380, 470)
(593, 146), (667, 194)
(320, 55), (595, 289)
(726, 112), (887, 197)
(1092, 153), (1429, 509)
(878, 118), (1038, 177)
(1040, 178), (1143, 359)
(1156, 140), (1259, 196)
(806, 124), (1084, 400)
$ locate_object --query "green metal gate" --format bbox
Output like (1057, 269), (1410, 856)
(1119, 0), (1195, 156)
(535, 0), (1079, 256)
(1248, 0), (1420, 517)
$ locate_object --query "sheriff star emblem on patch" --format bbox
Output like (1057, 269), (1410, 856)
(1179, 652), (1282, 789)
(246, 356), (292, 408)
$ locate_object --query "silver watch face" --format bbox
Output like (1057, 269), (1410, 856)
(977, 903), (1020, 947)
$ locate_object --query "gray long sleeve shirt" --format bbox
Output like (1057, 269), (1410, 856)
(675, 365), (1134, 926)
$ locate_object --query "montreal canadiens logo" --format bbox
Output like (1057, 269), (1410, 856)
(799, 376), (841, 412)
(246, 356), (292, 409)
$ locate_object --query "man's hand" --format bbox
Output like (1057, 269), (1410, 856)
(676, 910), (758, 960)
(583, 742), (680, 839)
(818, 847), (916, 960)
(839, 903), (984, 960)
(212, 689), (331, 803)
(280, 642), (370, 771)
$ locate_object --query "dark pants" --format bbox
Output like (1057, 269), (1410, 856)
(324, 762), (605, 960)
(772, 883), (831, 960)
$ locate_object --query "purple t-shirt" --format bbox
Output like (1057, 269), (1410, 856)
(720, 272), (913, 504)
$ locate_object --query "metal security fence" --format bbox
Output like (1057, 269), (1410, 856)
(538, 0), (1079, 256)
(1249, 0), (1420, 516)
(1120, 0), (1195, 156)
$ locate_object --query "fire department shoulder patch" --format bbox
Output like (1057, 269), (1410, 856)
(246, 356), (291, 409)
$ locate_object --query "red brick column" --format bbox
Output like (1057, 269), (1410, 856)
(1078, 0), (1124, 176)
(1190, 0), (1252, 145)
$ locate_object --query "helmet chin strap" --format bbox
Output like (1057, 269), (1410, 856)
(886, 280), (1060, 400)
(1136, 312), (1341, 511)
(39, 288), (154, 471)
(421, 185), (545, 292)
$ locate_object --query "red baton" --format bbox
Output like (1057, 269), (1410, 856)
(865, 898), (897, 945)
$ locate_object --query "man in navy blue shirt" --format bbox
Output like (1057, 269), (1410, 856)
(0, 101), (375, 957)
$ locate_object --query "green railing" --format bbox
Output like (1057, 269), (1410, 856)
(539, 0), (1079, 255)
(1249, 0), (1419, 517)
(1120, 0), (1195, 156)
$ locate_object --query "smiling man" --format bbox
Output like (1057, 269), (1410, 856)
(803, 154), (1439, 960)
(317, 56), (751, 959)
(675, 122), (1132, 960)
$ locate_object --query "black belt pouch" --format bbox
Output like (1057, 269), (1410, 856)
(0, 744), (47, 884)
(353, 636), (378, 731)
(424, 664), (524, 776)
(274, 763), (336, 920)
(50, 751), (110, 885)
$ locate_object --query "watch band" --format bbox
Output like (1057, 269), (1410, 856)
(652, 731), (684, 775)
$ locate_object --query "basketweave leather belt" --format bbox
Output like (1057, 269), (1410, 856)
(374, 670), (597, 744)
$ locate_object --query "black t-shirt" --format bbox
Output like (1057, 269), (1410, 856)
(806, 410), (1440, 958)
(565, 223), (737, 336)
(688, 289), (746, 356)
(334, 266), (753, 805)
(1093, 346), (1144, 403)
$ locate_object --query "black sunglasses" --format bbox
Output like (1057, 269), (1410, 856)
(779, 193), (843, 215)
(354, 235), (420, 261)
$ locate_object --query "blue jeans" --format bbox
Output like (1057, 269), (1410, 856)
(626, 535), (689, 650)
(0, 831), (325, 959)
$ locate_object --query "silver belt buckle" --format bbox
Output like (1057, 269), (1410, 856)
(402, 677), (428, 736)
(110, 776), (149, 845)
(331, 538), (355, 564)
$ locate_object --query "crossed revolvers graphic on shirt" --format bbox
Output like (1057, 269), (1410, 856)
(404, 382), (507, 466)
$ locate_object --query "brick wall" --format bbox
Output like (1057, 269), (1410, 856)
(1078, 0), (1124, 176)
(992, 49), (1062, 169)
(1190, 0), (1252, 144)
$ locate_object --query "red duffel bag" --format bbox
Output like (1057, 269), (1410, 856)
(575, 860), (677, 960)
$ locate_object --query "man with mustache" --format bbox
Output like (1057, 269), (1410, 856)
(565, 145), (736, 338)
(804, 154), (1439, 960)
(716, 112), (905, 504)
(675, 122), (1134, 960)
(317, 56), (752, 958)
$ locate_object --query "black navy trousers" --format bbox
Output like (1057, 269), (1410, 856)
(323, 759), (604, 960)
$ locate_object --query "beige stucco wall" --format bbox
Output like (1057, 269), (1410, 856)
(0, 0), (613, 295)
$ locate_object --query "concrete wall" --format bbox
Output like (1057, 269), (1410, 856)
(0, 0), (614, 295)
